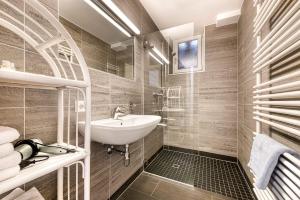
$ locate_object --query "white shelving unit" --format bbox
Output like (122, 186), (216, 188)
(0, 0), (91, 199)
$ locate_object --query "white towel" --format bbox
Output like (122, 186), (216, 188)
(248, 134), (296, 189)
(0, 126), (20, 145)
(0, 165), (20, 182)
(15, 187), (45, 200)
(1, 188), (25, 200)
(0, 143), (14, 158)
(0, 151), (21, 170)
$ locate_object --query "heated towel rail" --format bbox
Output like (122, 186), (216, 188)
(252, 0), (300, 199)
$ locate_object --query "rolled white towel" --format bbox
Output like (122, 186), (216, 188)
(15, 187), (45, 200)
(0, 151), (21, 171)
(0, 143), (14, 158)
(0, 165), (20, 182)
(0, 126), (20, 145)
(1, 188), (25, 200)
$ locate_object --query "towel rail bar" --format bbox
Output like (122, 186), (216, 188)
(274, 169), (300, 197)
(273, 174), (298, 199)
(254, 1), (300, 54)
(253, 100), (300, 106)
(253, 106), (300, 116)
(254, 70), (300, 89)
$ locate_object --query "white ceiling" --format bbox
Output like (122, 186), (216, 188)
(139, 0), (244, 30)
(59, 0), (128, 44)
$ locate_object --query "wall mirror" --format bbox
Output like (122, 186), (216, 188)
(59, 0), (135, 80)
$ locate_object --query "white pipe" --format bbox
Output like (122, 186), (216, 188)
(84, 86), (91, 200)
(274, 170), (300, 198)
(271, 59), (300, 76)
(254, 70), (300, 89)
(253, 111), (300, 126)
(254, 22), (300, 63)
(270, 178), (292, 200)
(254, 8), (300, 55)
(253, 39), (300, 72)
(254, 101), (300, 106)
(254, 106), (300, 117)
(57, 89), (64, 200)
(253, 91), (300, 99)
(279, 157), (300, 178)
(253, 0), (273, 26)
(254, 81), (300, 93)
(253, 117), (300, 137)
(270, 51), (300, 70)
(277, 163), (299, 186)
(283, 153), (300, 168)
(254, 0), (282, 36)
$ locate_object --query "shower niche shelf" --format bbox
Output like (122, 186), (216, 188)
(0, 0), (91, 199)
(0, 144), (87, 194)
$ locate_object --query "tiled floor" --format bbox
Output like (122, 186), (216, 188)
(144, 149), (255, 200)
(117, 172), (240, 200)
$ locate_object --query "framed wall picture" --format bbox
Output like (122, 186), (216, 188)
(172, 35), (205, 74)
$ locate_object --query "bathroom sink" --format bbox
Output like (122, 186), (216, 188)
(78, 115), (161, 145)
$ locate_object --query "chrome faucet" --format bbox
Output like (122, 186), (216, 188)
(112, 106), (128, 120)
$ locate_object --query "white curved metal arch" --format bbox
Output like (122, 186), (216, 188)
(0, 1), (91, 199)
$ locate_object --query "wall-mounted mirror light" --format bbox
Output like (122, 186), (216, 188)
(149, 52), (163, 65)
(102, 0), (140, 35)
(60, 0), (135, 80)
(152, 47), (170, 64)
(83, 0), (140, 37)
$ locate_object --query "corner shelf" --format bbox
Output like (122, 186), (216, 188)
(0, 70), (88, 89)
(0, 144), (87, 194)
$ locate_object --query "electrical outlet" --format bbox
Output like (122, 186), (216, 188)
(75, 100), (85, 112)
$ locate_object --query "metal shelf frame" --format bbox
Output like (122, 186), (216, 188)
(0, 0), (91, 199)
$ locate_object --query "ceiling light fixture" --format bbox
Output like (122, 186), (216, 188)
(102, 0), (141, 35)
(149, 52), (163, 65)
(83, 0), (131, 37)
(152, 47), (170, 64)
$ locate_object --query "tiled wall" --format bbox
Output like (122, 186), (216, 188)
(237, 0), (300, 180)
(164, 24), (238, 157)
(0, 0), (162, 199)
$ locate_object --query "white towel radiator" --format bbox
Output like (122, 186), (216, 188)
(252, 0), (300, 199)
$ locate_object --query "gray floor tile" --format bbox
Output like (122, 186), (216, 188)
(117, 189), (156, 200)
(152, 180), (211, 200)
(130, 174), (160, 195)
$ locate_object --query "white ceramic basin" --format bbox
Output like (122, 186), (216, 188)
(79, 115), (161, 145)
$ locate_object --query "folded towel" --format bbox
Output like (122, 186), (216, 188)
(0, 127), (20, 145)
(0, 165), (20, 182)
(15, 187), (45, 200)
(0, 151), (21, 170)
(0, 143), (14, 158)
(248, 134), (296, 189)
(1, 188), (25, 200)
